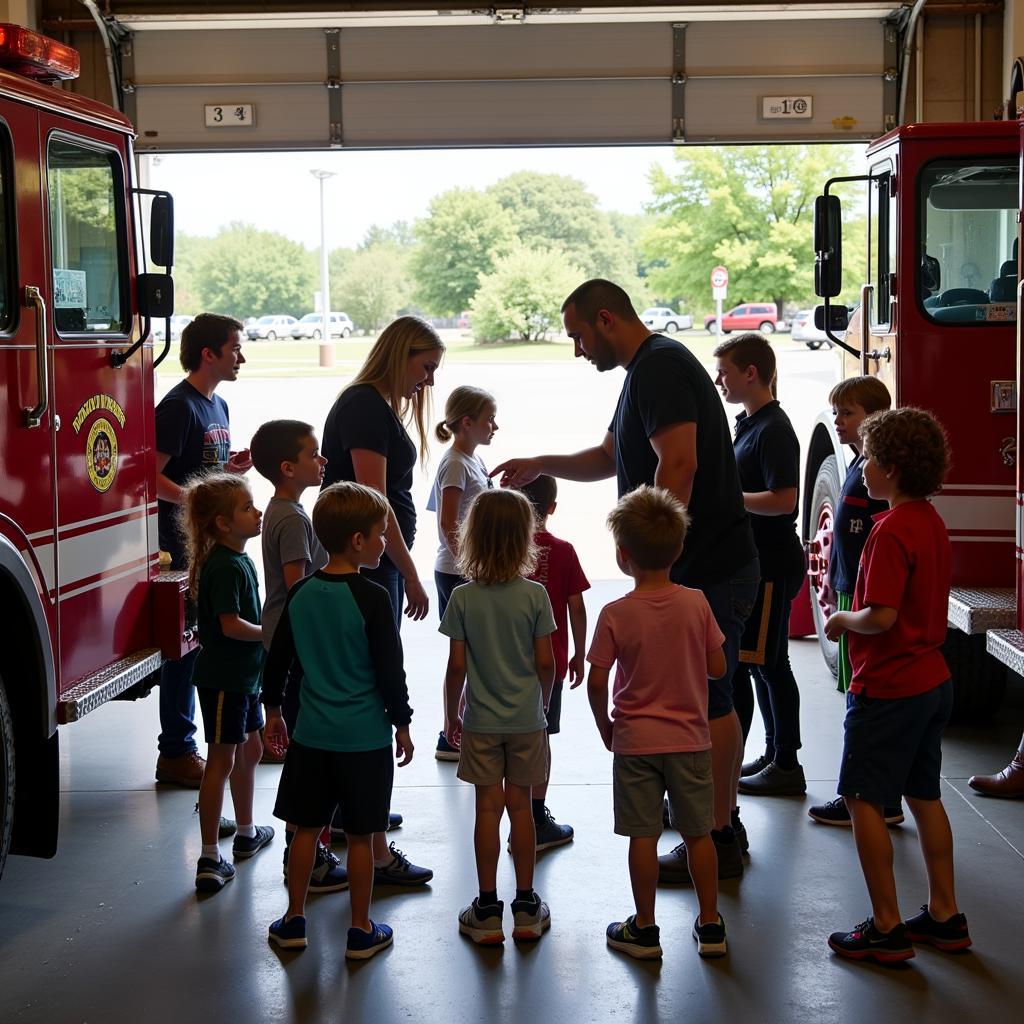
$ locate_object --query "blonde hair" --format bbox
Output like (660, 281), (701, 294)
(313, 482), (390, 554)
(607, 485), (689, 570)
(435, 385), (496, 443)
(345, 315), (445, 465)
(179, 473), (252, 598)
(457, 489), (537, 585)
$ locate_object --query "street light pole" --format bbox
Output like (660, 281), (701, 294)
(310, 169), (337, 369)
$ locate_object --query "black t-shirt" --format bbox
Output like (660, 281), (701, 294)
(155, 379), (232, 565)
(611, 334), (757, 587)
(321, 384), (418, 554)
(830, 453), (889, 594)
(733, 401), (804, 580)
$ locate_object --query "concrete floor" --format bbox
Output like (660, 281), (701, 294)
(2, 581), (1023, 1023)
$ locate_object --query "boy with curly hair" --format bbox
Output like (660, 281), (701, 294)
(824, 408), (971, 963)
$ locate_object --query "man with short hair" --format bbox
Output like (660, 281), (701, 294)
(493, 279), (759, 880)
(154, 313), (253, 787)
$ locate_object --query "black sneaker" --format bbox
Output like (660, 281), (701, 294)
(233, 824), (275, 860)
(268, 914), (307, 950)
(534, 807), (574, 850)
(458, 898), (505, 945)
(808, 797), (904, 826)
(345, 920), (394, 960)
(737, 763), (807, 796)
(510, 891), (550, 941)
(692, 913), (728, 958)
(828, 917), (914, 963)
(905, 906), (972, 952)
(435, 730), (461, 762)
(731, 808), (749, 854)
(740, 753), (772, 778)
(606, 915), (662, 960)
(713, 828), (744, 879)
(283, 840), (349, 893)
(195, 855), (235, 893)
(657, 832), (743, 884)
(218, 816), (237, 839)
(373, 843), (433, 886)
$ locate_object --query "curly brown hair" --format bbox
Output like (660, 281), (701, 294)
(858, 407), (950, 499)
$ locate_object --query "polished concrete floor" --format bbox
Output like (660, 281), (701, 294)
(2, 581), (1023, 1024)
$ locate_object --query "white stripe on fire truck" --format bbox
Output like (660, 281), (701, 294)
(931, 494), (1014, 532)
(31, 514), (151, 592)
(57, 507), (149, 542)
(59, 562), (151, 602)
(24, 503), (155, 543)
(58, 553), (151, 598)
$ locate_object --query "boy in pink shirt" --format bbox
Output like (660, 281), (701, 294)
(587, 485), (727, 960)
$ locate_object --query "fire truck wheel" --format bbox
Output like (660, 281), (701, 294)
(809, 455), (841, 679)
(942, 630), (1009, 722)
(0, 681), (13, 882)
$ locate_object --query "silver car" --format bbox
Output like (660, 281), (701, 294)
(791, 308), (835, 350)
(290, 311), (354, 340)
(641, 306), (694, 333)
(246, 314), (298, 341)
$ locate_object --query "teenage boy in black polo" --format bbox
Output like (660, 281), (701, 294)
(713, 334), (806, 797)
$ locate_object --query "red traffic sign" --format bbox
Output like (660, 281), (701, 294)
(711, 265), (729, 289)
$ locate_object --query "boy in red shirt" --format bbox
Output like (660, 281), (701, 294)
(520, 476), (590, 849)
(825, 408), (971, 963)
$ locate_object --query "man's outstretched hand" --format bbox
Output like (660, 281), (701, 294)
(490, 457), (542, 489)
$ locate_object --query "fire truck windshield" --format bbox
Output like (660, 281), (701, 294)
(920, 157), (1018, 325)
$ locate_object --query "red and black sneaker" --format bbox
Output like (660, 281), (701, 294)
(828, 917), (914, 964)
(905, 906), (972, 952)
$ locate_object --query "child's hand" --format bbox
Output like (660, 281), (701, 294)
(824, 611), (847, 642)
(568, 651), (585, 688)
(395, 726), (414, 767)
(443, 717), (463, 751)
(226, 448), (252, 473)
(264, 712), (289, 755)
(598, 720), (613, 752)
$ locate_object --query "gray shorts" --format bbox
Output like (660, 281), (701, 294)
(457, 729), (549, 787)
(613, 750), (714, 838)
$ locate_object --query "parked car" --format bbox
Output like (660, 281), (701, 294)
(152, 314), (193, 343)
(290, 311), (354, 340)
(704, 303), (778, 335)
(246, 314), (298, 341)
(791, 308), (834, 350)
(641, 307), (693, 333)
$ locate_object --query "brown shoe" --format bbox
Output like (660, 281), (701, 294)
(968, 752), (1024, 798)
(155, 750), (206, 788)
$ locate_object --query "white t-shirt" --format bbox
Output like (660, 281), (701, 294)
(426, 448), (491, 574)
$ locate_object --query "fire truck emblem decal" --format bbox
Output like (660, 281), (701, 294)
(72, 394), (125, 493)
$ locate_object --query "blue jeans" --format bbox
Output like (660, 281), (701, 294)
(701, 557), (760, 720)
(435, 570), (466, 621)
(157, 646), (199, 757)
(362, 558), (405, 632)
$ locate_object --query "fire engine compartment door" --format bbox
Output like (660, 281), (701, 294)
(38, 115), (156, 688)
(0, 96), (58, 659)
(123, 15), (897, 151)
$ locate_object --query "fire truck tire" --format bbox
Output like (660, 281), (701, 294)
(942, 630), (1008, 722)
(0, 680), (14, 882)
(809, 455), (841, 679)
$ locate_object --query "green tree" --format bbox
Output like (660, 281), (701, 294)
(327, 246), (355, 311)
(169, 232), (214, 314)
(409, 189), (515, 316)
(361, 221), (415, 249)
(641, 145), (865, 316)
(336, 242), (411, 331)
(190, 222), (316, 320)
(471, 245), (583, 344)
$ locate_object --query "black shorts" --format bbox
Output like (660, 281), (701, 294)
(546, 679), (564, 735)
(838, 679), (952, 807)
(273, 741), (394, 833)
(197, 688), (264, 746)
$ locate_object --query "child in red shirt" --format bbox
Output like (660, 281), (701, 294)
(520, 476), (590, 850)
(824, 408), (971, 964)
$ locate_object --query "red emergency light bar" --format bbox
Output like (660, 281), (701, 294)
(0, 23), (80, 82)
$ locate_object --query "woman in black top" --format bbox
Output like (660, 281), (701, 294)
(322, 315), (445, 628)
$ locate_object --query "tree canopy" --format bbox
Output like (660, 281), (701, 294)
(336, 241), (411, 331)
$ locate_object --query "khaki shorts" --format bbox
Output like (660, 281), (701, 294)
(457, 729), (549, 787)
(613, 750), (714, 838)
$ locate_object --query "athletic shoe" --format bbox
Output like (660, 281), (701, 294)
(233, 824), (275, 860)
(534, 807), (574, 850)
(808, 797), (904, 826)
(330, 811), (403, 842)
(828, 918), (914, 963)
(606, 915), (662, 960)
(458, 899), (505, 944)
(511, 891), (551, 941)
(268, 914), (307, 950)
(737, 763), (807, 796)
(346, 920), (394, 960)
(219, 816), (237, 839)
(658, 831), (744, 884)
(435, 730), (461, 762)
(905, 906), (972, 952)
(692, 913), (728, 958)
(373, 843), (433, 886)
(740, 753), (772, 778)
(283, 840), (349, 893)
(195, 855), (235, 893)
(731, 808), (749, 854)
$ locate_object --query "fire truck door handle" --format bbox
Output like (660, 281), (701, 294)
(22, 285), (48, 428)
(859, 283), (874, 374)
(868, 346), (892, 365)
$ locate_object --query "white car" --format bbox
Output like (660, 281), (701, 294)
(791, 308), (839, 350)
(641, 306), (693, 333)
(290, 311), (354, 340)
(152, 314), (193, 343)
(246, 314), (298, 341)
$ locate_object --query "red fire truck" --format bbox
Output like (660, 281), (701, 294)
(807, 99), (1024, 718)
(0, 24), (183, 880)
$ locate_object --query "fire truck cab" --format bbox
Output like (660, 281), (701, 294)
(0, 24), (182, 879)
(807, 111), (1021, 718)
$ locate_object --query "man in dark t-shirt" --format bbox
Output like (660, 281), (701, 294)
(153, 313), (252, 788)
(493, 279), (759, 881)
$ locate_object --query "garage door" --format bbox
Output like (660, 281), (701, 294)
(116, 5), (904, 151)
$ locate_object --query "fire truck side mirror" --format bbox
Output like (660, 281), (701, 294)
(138, 273), (174, 319)
(150, 195), (174, 268)
(813, 194), (843, 298)
(814, 303), (848, 332)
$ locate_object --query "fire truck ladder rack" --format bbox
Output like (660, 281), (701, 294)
(948, 587), (1015, 635)
(56, 649), (163, 724)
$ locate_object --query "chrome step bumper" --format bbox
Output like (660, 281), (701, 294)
(948, 587), (1014, 635)
(57, 649), (163, 724)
